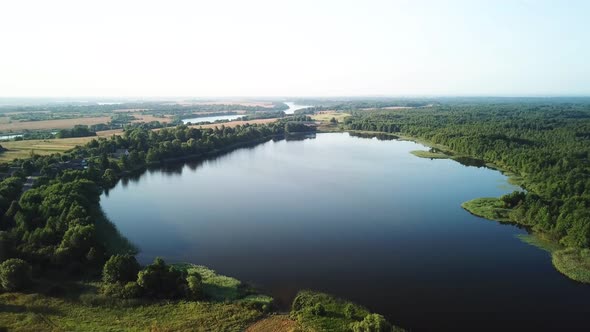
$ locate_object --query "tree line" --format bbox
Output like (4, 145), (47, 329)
(344, 103), (590, 248)
(0, 117), (315, 295)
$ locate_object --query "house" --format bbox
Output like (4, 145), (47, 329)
(57, 159), (88, 171)
(112, 149), (130, 159)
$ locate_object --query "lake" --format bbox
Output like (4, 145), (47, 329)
(101, 133), (590, 331)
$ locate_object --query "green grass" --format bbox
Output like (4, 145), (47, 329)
(516, 234), (562, 253)
(410, 150), (449, 159)
(0, 264), (272, 331)
(174, 264), (247, 302)
(310, 112), (350, 122)
(0, 292), (262, 332)
(461, 197), (511, 222)
(516, 234), (590, 284)
(552, 248), (590, 284)
(0, 137), (96, 162)
(290, 291), (405, 332)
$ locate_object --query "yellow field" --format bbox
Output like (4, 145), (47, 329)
(131, 114), (173, 123)
(311, 111), (350, 122)
(190, 118), (279, 129)
(0, 117), (111, 132)
(0, 137), (97, 162)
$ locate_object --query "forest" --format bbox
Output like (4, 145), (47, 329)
(344, 103), (590, 279)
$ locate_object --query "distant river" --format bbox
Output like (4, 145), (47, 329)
(101, 133), (590, 331)
(181, 114), (242, 124)
(283, 101), (310, 114)
(181, 102), (310, 124)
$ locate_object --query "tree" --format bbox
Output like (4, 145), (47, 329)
(344, 303), (356, 319)
(58, 225), (96, 261)
(351, 314), (392, 332)
(0, 231), (15, 262)
(311, 303), (326, 316)
(102, 254), (141, 284)
(137, 257), (187, 299)
(186, 271), (203, 300)
(0, 258), (32, 291)
(102, 169), (118, 187)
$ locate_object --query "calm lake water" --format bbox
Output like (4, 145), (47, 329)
(101, 133), (590, 331)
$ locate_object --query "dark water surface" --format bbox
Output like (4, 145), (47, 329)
(101, 133), (590, 331)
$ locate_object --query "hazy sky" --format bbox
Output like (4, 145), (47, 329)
(1, 0), (588, 97)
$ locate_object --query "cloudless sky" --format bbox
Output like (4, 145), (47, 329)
(1, 0), (588, 97)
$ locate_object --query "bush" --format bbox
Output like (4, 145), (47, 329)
(103, 281), (142, 299)
(0, 231), (15, 262)
(187, 271), (203, 300)
(0, 258), (32, 291)
(311, 303), (326, 316)
(102, 282), (124, 298)
(137, 257), (187, 299)
(345, 303), (357, 319)
(351, 314), (392, 332)
(103, 254), (141, 284)
(58, 225), (96, 260)
(122, 281), (143, 298)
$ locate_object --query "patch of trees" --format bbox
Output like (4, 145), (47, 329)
(101, 256), (203, 300)
(0, 117), (314, 290)
(56, 125), (97, 138)
(239, 111), (285, 121)
(345, 103), (590, 249)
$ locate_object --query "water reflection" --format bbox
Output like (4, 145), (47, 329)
(100, 133), (590, 332)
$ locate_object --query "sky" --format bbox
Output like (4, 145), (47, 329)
(0, 0), (589, 97)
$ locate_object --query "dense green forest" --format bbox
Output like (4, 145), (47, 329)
(343, 103), (590, 280)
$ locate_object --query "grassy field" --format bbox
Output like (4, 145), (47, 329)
(0, 117), (111, 132)
(517, 235), (590, 284)
(310, 111), (350, 122)
(245, 315), (301, 332)
(290, 291), (405, 332)
(0, 137), (97, 161)
(0, 292), (263, 332)
(131, 115), (173, 123)
(0, 128), (126, 162)
(410, 150), (449, 159)
(552, 248), (590, 284)
(461, 197), (512, 222)
(0, 264), (272, 331)
(192, 118), (279, 129)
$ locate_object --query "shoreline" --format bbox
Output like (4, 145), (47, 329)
(332, 128), (590, 285)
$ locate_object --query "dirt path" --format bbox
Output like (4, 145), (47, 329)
(245, 315), (302, 332)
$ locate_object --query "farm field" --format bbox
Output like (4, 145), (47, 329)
(0, 117), (111, 132)
(0, 137), (97, 161)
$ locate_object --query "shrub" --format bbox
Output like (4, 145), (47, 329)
(102, 282), (124, 298)
(351, 314), (392, 332)
(122, 281), (143, 299)
(0, 258), (32, 291)
(58, 225), (96, 260)
(137, 257), (187, 299)
(0, 231), (15, 262)
(102, 254), (141, 284)
(311, 303), (326, 316)
(187, 271), (203, 300)
(345, 303), (357, 319)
